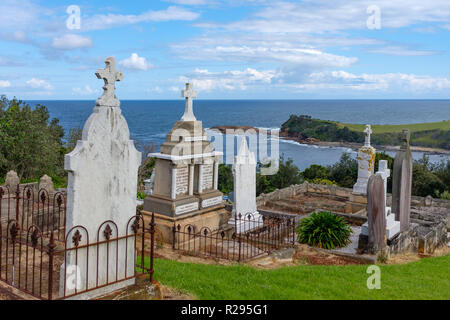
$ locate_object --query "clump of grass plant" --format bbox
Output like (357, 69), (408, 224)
(296, 211), (352, 249)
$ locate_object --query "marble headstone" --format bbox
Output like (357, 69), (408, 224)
(62, 57), (141, 299)
(392, 130), (412, 232)
(367, 174), (386, 253)
(353, 125), (376, 195)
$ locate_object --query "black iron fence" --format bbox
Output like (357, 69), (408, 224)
(0, 185), (155, 300)
(172, 212), (297, 262)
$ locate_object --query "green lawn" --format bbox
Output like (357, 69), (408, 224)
(335, 120), (450, 134)
(146, 254), (449, 300)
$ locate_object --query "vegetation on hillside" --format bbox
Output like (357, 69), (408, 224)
(218, 155), (302, 196)
(301, 152), (450, 199)
(281, 115), (450, 150)
(0, 96), (66, 181)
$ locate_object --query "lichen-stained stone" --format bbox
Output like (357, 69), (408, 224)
(367, 174), (386, 253)
(39, 174), (54, 194)
(5, 170), (19, 193)
(392, 130), (413, 232)
(62, 57), (141, 299)
(353, 125), (376, 195)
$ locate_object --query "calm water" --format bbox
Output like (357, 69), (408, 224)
(29, 100), (450, 170)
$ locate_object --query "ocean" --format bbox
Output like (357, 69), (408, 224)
(29, 100), (450, 171)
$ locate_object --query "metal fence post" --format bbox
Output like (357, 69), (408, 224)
(15, 185), (20, 223)
(149, 212), (155, 282)
(172, 223), (176, 250)
(47, 230), (56, 300)
(292, 218), (296, 247)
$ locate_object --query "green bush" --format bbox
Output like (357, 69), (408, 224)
(296, 211), (352, 249)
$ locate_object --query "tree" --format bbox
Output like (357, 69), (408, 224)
(0, 96), (65, 180)
(218, 164), (233, 195)
(412, 155), (446, 197)
(302, 164), (330, 181)
(328, 153), (358, 188)
(65, 127), (83, 153)
(256, 155), (302, 195)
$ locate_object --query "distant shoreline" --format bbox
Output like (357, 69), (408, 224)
(209, 125), (450, 155)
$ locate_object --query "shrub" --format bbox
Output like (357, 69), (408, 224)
(296, 211), (352, 249)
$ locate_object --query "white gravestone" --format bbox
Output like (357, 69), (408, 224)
(362, 160), (400, 239)
(61, 57), (141, 299)
(353, 124), (376, 194)
(229, 136), (261, 233)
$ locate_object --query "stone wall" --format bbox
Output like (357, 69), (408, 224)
(257, 182), (450, 213)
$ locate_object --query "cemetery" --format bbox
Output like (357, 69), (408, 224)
(0, 57), (449, 300)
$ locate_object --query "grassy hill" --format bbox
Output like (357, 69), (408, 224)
(280, 115), (450, 150)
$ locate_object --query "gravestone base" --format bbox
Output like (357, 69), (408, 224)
(142, 205), (229, 244)
(361, 211), (400, 240)
(197, 190), (224, 210)
(61, 278), (135, 300)
(144, 194), (199, 218)
(229, 211), (261, 233)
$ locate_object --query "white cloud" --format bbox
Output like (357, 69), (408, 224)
(368, 46), (438, 56)
(119, 53), (153, 71)
(164, 0), (208, 4)
(0, 80), (11, 88)
(83, 6), (199, 31)
(180, 67), (277, 91)
(292, 71), (450, 92)
(51, 34), (93, 50)
(26, 78), (53, 90)
(72, 85), (98, 96)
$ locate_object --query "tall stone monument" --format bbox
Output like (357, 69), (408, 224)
(143, 83), (226, 241)
(392, 130), (413, 232)
(366, 174), (387, 254)
(62, 57), (141, 299)
(353, 124), (376, 195)
(229, 136), (260, 232)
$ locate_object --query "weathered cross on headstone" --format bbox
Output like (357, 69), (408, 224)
(181, 83), (197, 121)
(400, 129), (410, 150)
(95, 57), (123, 108)
(376, 160), (390, 208)
(364, 124), (372, 146)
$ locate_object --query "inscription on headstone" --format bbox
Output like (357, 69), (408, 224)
(176, 166), (189, 195)
(202, 164), (213, 190)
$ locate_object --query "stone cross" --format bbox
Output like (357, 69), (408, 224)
(376, 160), (390, 208)
(95, 57), (123, 108)
(181, 83), (197, 121)
(364, 124), (372, 146)
(367, 174), (386, 253)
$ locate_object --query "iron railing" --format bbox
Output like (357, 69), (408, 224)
(172, 212), (297, 262)
(0, 185), (155, 300)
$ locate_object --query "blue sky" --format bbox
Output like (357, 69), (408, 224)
(1, 0), (450, 99)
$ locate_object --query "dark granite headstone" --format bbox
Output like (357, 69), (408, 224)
(367, 174), (386, 253)
(392, 130), (413, 232)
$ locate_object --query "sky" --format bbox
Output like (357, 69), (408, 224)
(1, 0), (450, 99)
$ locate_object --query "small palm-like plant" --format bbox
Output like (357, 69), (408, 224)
(296, 211), (352, 249)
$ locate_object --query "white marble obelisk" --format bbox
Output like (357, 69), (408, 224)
(229, 136), (260, 233)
